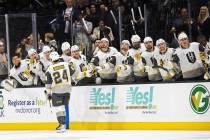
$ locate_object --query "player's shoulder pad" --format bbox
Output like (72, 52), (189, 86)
(109, 46), (118, 53)
(190, 42), (200, 49)
(9, 67), (16, 76)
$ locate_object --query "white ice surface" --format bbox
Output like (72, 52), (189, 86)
(0, 130), (210, 140)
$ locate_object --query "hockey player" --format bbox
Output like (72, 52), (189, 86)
(9, 53), (34, 87)
(141, 37), (162, 81)
(197, 35), (210, 80)
(28, 48), (46, 85)
(61, 42), (71, 62)
(45, 51), (73, 133)
(197, 35), (210, 55)
(40, 45), (52, 71)
(173, 32), (205, 79)
(92, 39), (101, 57)
(108, 40), (133, 83)
(69, 45), (92, 85)
(153, 39), (180, 81)
(127, 35), (147, 82)
(90, 38), (118, 83)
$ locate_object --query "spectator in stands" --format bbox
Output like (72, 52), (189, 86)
(86, 3), (100, 28)
(0, 40), (8, 83)
(15, 38), (29, 59)
(44, 32), (58, 52)
(171, 8), (197, 41)
(55, 0), (78, 45)
(98, 3), (109, 21)
(25, 34), (34, 51)
(89, 0), (103, 5)
(208, 1), (210, 14)
(16, 34), (34, 56)
(91, 20), (114, 44)
(105, 0), (121, 49)
(15, 34), (35, 59)
(76, 0), (89, 9)
(73, 10), (93, 61)
(197, 6), (210, 39)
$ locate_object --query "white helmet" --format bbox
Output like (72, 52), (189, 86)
(178, 32), (188, 41)
(143, 37), (153, 43)
(156, 38), (166, 46)
(42, 45), (51, 53)
(101, 38), (109, 42)
(28, 48), (37, 56)
(61, 42), (70, 52)
(121, 40), (130, 46)
(131, 35), (141, 43)
(50, 51), (60, 62)
(71, 45), (80, 52)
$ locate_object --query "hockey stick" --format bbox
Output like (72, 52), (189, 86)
(138, 6), (144, 21)
(153, 65), (169, 73)
(44, 90), (53, 114)
(152, 65), (177, 80)
(131, 20), (137, 34)
(173, 32), (178, 42)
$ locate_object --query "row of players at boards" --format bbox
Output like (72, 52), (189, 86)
(7, 32), (210, 87)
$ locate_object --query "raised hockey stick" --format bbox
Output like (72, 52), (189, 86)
(131, 20), (137, 34)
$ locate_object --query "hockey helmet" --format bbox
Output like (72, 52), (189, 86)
(71, 45), (80, 52)
(50, 51), (60, 61)
(143, 37), (153, 43)
(28, 48), (37, 56)
(42, 45), (51, 53)
(61, 42), (71, 52)
(101, 38), (109, 42)
(131, 35), (141, 43)
(156, 38), (166, 46)
(121, 40), (130, 46)
(178, 32), (188, 41)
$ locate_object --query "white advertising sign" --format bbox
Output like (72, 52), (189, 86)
(0, 82), (209, 123)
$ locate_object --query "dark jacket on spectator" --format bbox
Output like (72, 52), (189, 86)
(198, 17), (210, 39)
(55, 5), (79, 45)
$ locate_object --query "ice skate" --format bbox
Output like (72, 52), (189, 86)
(56, 124), (66, 133)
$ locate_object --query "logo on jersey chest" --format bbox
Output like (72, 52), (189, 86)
(186, 52), (196, 63)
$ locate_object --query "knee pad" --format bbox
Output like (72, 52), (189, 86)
(54, 105), (66, 117)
